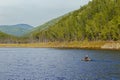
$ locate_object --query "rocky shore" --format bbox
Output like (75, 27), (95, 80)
(101, 43), (120, 50)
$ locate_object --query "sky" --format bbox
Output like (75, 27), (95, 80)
(0, 0), (90, 26)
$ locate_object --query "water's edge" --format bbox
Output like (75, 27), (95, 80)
(0, 41), (120, 50)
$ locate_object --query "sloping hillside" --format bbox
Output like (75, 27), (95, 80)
(0, 24), (33, 36)
(27, 14), (70, 37)
(30, 0), (120, 42)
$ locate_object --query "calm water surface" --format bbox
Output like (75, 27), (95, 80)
(0, 48), (120, 80)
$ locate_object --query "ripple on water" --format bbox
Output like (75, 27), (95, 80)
(0, 48), (120, 80)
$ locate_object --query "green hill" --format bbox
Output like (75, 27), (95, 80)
(30, 0), (120, 42)
(0, 24), (33, 36)
(0, 31), (30, 43)
(0, 31), (16, 43)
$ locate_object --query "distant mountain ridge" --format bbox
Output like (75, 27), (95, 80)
(0, 24), (33, 36)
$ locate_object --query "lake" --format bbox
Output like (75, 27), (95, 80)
(0, 48), (120, 80)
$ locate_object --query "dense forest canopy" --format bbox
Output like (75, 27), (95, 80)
(0, 31), (16, 43)
(30, 0), (120, 42)
(0, 32), (29, 43)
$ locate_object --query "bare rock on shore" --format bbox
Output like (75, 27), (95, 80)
(101, 42), (120, 49)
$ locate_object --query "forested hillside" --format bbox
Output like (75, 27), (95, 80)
(27, 14), (69, 37)
(30, 0), (120, 42)
(0, 31), (29, 43)
(0, 31), (16, 43)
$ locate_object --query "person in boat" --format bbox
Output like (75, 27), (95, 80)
(84, 55), (91, 61)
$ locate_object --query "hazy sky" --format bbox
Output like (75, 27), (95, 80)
(0, 0), (90, 26)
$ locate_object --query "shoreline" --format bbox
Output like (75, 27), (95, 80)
(0, 41), (120, 50)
